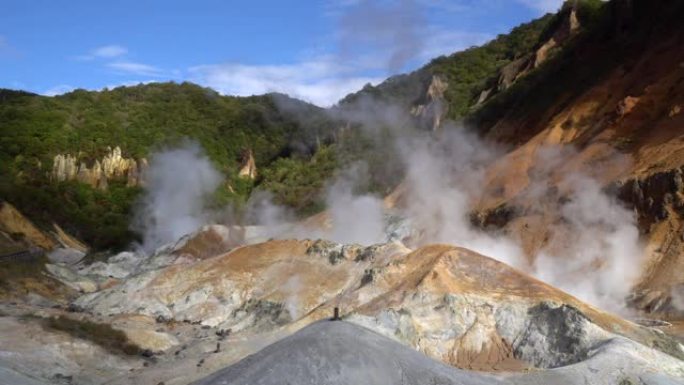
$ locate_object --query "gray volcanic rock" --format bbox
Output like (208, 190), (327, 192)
(507, 336), (684, 385)
(0, 364), (49, 385)
(71, 239), (684, 377)
(191, 320), (504, 385)
(192, 321), (684, 385)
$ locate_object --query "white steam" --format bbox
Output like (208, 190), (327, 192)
(534, 175), (643, 312)
(397, 134), (643, 312)
(325, 166), (385, 245)
(132, 141), (223, 253)
(127, 115), (646, 315)
(283, 91), (645, 314)
(337, 0), (425, 73)
(397, 128), (525, 268)
(253, 91), (648, 313)
(239, 164), (386, 246)
(124, 103), (645, 315)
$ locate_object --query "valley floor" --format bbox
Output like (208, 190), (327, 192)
(1, 229), (683, 384)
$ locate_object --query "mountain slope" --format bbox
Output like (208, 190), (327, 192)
(463, 0), (684, 316)
(57, 233), (683, 380)
(0, 83), (336, 249)
(348, 0), (684, 318)
(0, 2), (608, 252)
(3, 232), (682, 384)
(2, 0), (683, 319)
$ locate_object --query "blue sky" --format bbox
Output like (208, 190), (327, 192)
(0, 0), (563, 106)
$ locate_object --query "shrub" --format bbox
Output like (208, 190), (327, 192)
(43, 316), (142, 356)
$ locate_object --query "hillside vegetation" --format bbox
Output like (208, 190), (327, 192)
(340, 11), (556, 117)
(341, 0), (607, 121)
(0, 0), (607, 251)
(0, 84), (337, 249)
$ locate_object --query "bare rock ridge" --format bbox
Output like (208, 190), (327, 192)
(476, 3), (581, 106)
(411, 75), (449, 132)
(0, 201), (88, 256)
(51, 146), (147, 189)
(22, 226), (680, 384)
(237, 149), (257, 180)
(2, 225), (683, 384)
(0, 201), (57, 250)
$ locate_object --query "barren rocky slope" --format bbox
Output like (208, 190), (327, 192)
(192, 321), (682, 385)
(1, 225), (682, 384)
(1, 1), (684, 384)
(360, 0), (684, 320)
(464, 0), (684, 319)
(191, 321), (504, 385)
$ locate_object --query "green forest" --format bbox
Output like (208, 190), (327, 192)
(0, 84), (338, 249)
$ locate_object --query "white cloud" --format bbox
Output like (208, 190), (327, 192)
(516, 0), (564, 13)
(107, 61), (165, 77)
(92, 44), (127, 58)
(187, 23), (493, 107)
(189, 59), (383, 107)
(76, 45), (168, 79)
(43, 84), (75, 96)
(78, 44), (128, 60)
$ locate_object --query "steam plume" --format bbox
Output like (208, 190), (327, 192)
(132, 141), (223, 253)
(274, 91), (645, 313)
(337, 0), (425, 73)
(325, 164), (385, 245)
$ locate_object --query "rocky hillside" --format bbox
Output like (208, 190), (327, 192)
(2, 1), (684, 383)
(1, 226), (682, 384)
(193, 321), (681, 385)
(341, 0), (684, 318)
(1, 0), (682, 312)
(0, 1), (618, 253)
(466, 0), (684, 317)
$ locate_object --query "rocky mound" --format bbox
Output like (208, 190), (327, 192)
(62, 228), (683, 376)
(192, 321), (502, 385)
(1, 224), (682, 384)
(192, 320), (683, 385)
